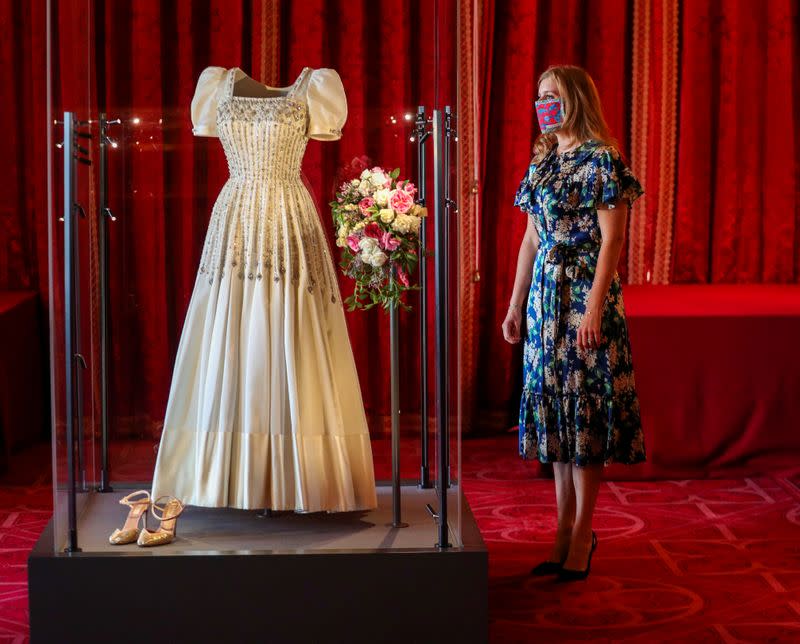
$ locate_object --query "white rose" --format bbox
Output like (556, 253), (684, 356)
(358, 237), (379, 253)
(391, 214), (421, 235)
(358, 180), (372, 195)
(379, 208), (395, 224)
(374, 189), (391, 207)
(367, 250), (388, 267)
(358, 237), (387, 267)
(350, 178), (360, 186)
(369, 171), (388, 187)
(360, 169), (371, 180)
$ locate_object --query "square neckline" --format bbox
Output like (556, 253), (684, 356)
(229, 66), (311, 101)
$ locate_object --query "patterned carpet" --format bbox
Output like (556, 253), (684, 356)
(2, 438), (800, 642)
(464, 439), (800, 643)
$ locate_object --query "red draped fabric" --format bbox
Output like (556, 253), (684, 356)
(672, 0), (800, 283)
(0, 0), (49, 299)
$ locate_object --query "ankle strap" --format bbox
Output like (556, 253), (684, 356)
(150, 496), (185, 523)
(119, 490), (151, 507)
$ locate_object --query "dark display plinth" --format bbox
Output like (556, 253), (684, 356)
(29, 484), (487, 643)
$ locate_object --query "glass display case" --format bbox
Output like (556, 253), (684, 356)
(49, 0), (461, 550)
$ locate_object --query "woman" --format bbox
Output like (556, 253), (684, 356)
(502, 65), (647, 582)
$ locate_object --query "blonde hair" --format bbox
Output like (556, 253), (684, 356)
(532, 65), (619, 164)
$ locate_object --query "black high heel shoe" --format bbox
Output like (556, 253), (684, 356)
(530, 533), (571, 576)
(556, 530), (597, 582)
(530, 559), (565, 576)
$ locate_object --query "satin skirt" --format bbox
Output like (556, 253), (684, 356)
(151, 177), (378, 512)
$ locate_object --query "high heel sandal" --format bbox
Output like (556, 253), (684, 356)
(556, 530), (597, 582)
(108, 490), (151, 545)
(137, 496), (185, 547)
(530, 534), (571, 576)
(530, 559), (565, 576)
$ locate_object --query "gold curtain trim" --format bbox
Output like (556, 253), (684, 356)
(260, 0), (281, 87)
(457, 0), (480, 431)
(652, 0), (679, 284)
(629, 0), (651, 284)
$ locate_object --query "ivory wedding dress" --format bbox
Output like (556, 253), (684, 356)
(150, 66), (378, 512)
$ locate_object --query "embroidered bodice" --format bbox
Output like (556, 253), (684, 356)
(187, 66), (347, 299)
(190, 65), (347, 184)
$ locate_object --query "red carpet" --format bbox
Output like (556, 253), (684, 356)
(3, 438), (800, 642)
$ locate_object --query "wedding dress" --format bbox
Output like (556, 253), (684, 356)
(150, 65), (378, 512)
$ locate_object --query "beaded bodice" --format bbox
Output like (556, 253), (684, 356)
(216, 67), (312, 184)
(196, 66), (342, 303)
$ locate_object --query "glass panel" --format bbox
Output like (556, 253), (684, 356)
(430, 0), (462, 548)
(47, 0), (100, 552)
(47, 0), (464, 552)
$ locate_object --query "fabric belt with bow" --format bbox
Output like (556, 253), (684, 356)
(536, 239), (599, 395)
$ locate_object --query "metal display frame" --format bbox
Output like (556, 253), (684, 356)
(51, 0), (460, 545)
(54, 105), (459, 552)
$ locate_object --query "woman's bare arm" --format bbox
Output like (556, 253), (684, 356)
(577, 202), (628, 349)
(502, 216), (539, 344)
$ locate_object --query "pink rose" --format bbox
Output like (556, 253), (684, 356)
(399, 180), (417, 197)
(364, 222), (382, 239)
(396, 266), (410, 287)
(359, 197), (375, 216)
(380, 231), (401, 251)
(346, 235), (361, 252)
(371, 166), (383, 173)
(388, 189), (414, 214)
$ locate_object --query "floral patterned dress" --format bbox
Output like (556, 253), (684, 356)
(513, 138), (647, 466)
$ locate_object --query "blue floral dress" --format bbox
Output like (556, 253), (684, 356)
(513, 138), (647, 466)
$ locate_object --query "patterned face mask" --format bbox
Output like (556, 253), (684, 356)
(535, 97), (564, 133)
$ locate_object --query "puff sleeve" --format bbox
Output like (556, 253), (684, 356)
(306, 68), (348, 141)
(190, 66), (227, 137)
(513, 161), (537, 214)
(587, 146), (644, 210)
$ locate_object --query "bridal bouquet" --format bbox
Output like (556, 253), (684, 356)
(330, 165), (427, 312)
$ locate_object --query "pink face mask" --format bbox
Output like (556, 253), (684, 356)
(535, 97), (564, 133)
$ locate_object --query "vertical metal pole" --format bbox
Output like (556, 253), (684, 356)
(415, 106), (431, 489)
(98, 113), (112, 492)
(443, 106), (452, 489)
(73, 191), (86, 493)
(63, 112), (80, 553)
(432, 109), (451, 549)
(390, 269), (407, 528)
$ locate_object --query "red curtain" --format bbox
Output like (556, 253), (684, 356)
(0, 0), (49, 300)
(672, 0), (800, 283)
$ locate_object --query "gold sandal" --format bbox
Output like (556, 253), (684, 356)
(108, 490), (151, 545)
(137, 496), (185, 547)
